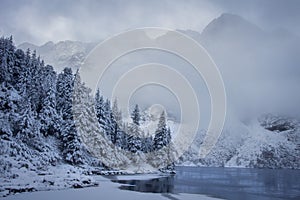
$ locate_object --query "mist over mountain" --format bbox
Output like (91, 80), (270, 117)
(12, 13), (300, 169)
(18, 13), (300, 120)
(180, 13), (300, 121)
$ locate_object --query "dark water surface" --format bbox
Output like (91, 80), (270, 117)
(112, 166), (300, 200)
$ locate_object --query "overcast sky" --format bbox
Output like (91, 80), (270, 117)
(0, 0), (299, 45)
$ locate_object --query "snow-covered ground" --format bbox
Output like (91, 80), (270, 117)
(3, 174), (221, 200)
(0, 163), (99, 198)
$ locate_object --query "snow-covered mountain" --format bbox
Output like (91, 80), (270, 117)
(139, 105), (299, 169)
(177, 113), (300, 168)
(13, 13), (300, 170)
(18, 40), (96, 71)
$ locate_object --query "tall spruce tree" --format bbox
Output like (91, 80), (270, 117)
(153, 111), (170, 150)
(39, 86), (61, 136)
(103, 99), (114, 141)
(112, 99), (123, 145)
(131, 104), (140, 126)
(126, 122), (143, 153)
(16, 96), (40, 142)
(56, 67), (74, 121)
(153, 111), (174, 172)
(60, 71), (85, 165)
(95, 89), (106, 129)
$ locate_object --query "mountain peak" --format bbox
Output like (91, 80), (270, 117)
(218, 13), (244, 21)
(18, 42), (38, 51)
(213, 13), (254, 26)
(42, 41), (54, 47)
(17, 40), (96, 71)
(201, 13), (263, 39)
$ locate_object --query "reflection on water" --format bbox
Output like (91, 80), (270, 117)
(112, 166), (300, 200)
(113, 176), (175, 193)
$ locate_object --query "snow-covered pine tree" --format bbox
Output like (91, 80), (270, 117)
(127, 123), (142, 153)
(103, 99), (114, 142)
(166, 127), (171, 146)
(40, 65), (56, 98)
(127, 135), (141, 153)
(115, 129), (126, 149)
(95, 89), (106, 129)
(131, 104), (141, 126)
(38, 65), (61, 136)
(118, 122), (129, 149)
(112, 98), (122, 124)
(152, 111), (175, 172)
(28, 50), (43, 112)
(13, 49), (26, 88)
(60, 70), (86, 165)
(15, 49), (31, 95)
(39, 86), (61, 136)
(141, 136), (153, 153)
(153, 111), (170, 150)
(16, 95), (40, 142)
(0, 82), (20, 138)
(112, 99), (123, 146)
(0, 36), (15, 84)
(61, 119), (83, 165)
(56, 67), (74, 121)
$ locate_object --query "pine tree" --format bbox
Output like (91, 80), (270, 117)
(118, 123), (129, 149)
(112, 98), (123, 146)
(152, 111), (175, 172)
(127, 135), (141, 153)
(56, 67), (74, 121)
(38, 65), (61, 136)
(103, 99), (114, 141)
(166, 127), (171, 146)
(39, 87), (61, 136)
(131, 104), (140, 126)
(16, 96), (40, 142)
(15, 49), (31, 94)
(112, 98), (122, 124)
(40, 65), (57, 98)
(28, 50), (43, 112)
(127, 123), (142, 153)
(0, 36), (15, 84)
(61, 119), (83, 165)
(153, 111), (169, 150)
(141, 136), (153, 153)
(95, 89), (106, 129)
(61, 71), (87, 165)
(0, 82), (20, 138)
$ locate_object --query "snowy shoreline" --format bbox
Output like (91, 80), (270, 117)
(0, 161), (172, 198)
(0, 165), (221, 200)
(2, 163), (300, 199)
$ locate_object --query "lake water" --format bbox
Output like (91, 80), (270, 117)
(112, 166), (300, 200)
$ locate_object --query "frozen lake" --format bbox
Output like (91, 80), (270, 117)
(112, 166), (300, 200)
